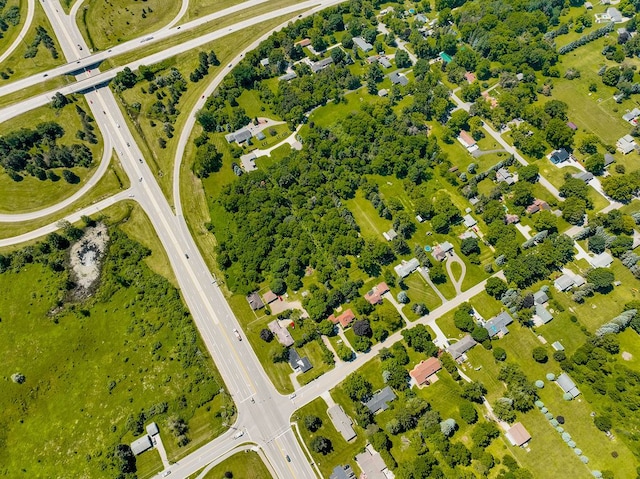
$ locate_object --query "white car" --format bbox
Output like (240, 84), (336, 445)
(233, 328), (242, 341)
(233, 431), (244, 439)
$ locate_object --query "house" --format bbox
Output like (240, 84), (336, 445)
(552, 341), (565, 351)
(554, 274), (576, 292)
(377, 88), (388, 97)
(557, 372), (581, 398)
(550, 148), (570, 164)
(526, 199), (549, 215)
(240, 152), (257, 172)
(234, 129), (252, 144)
(365, 282), (390, 305)
(288, 348), (312, 373)
(383, 228), (398, 241)
(268, 320), (294, 347)
(410, 357), (442, 386)
(256, 131), (266, 141)
(330, 465), (356, 479)
(458, 130), (478, 152)
(246, 292), (264, 310)
(567, 121), (578, 131)
(146, 423), (159, 437)
(416, 13), (428, 22)
(327, 405), (356, 441)
(446, 335), (477, 362)
(506, 422), (532, 447)
(356, 445), (390, 479)
(534, 303), (553, 325)
(367, 55), (379, 64)
(622, 107), (640, 124)
(617, 134), (637, 155)
(464, 72), (476, 84)
(533, 289), (549, 304)
(353, 36), (373, 52)
(496, 167), (516, 185)
(484, 311), (514, 338)
(278, 71), (297, 81)
(460, 230), (478, 241)
(432, 242), (454, 261)
(311, 57), (334, 73)
(394, 258), (420, 278)
(130, 435), (153, 455)
(606, 7), (623, 23)
(604, 153), (615, 167)
(572, 171), (594, 183)
(296, 38), (311, 47)
(329, 308), (356, 328)
(379, 57), (392, 68)
(260, 58), (269, 67)
(590, 251), (613, 268)
(389, 71), (409, 86)
(463, 214), (477, 228)
(364, 386), (397, 414)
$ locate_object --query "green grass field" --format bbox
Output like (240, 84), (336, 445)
(201, 450), (272, 478)
(77, 0), (181, 51)
(0, 96), (104, 213)
(181, 0), (247, 24)
(0, 207), (228, 477)
(0, 1), (63, 82)
(0, 0), (25, 57)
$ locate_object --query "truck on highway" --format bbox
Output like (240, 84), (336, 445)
(233, 328), (242, 341)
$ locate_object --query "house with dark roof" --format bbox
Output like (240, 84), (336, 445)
(329, 309), (356, 328)
(410, 357), (442, 386)
(330, 465), (356, 479)
(278, 71), (297, 81)
(130, 435), (153, 455)
(234, 129), (252, 144)
(246, 292), (264, 310)
(604, 153), (615, 167)
(268, 320), (294, 347)
(550, 148), (570, 164)
(364, 386), (397, 414)
(311, 57), (334, 73)
(446, 335), (477, 362)
(379, 57), (392, 68)
(506, 422), (531, 447)
(365, 282), (390, 305)
(389, 71), (408, 86)
(534, 289), (549, 304)
(327, 405), (356, 441)
(484, 311), (513, 338)
(572, 171), (594, 183)
(534, 303), (553, 325)
(557, 372), (580, 398)
(353, 36), (373, 52)
(288, 348), (312, 373)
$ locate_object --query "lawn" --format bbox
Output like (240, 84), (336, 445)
(0, 0), (25, 57)
(201, 450), (271, 479)
(0, 213), (228, 477)
(78, 0), (181, 51)
(181, 0), (248, 24)
(0, 1), (64, 83)
(0, 152), (129, 240)
(398, 272), (442, 320)
(0, 96), (104, 213)
(298, 339), (335, 386)
(345, 191), (392, 240)
(293, 397), (366, 478)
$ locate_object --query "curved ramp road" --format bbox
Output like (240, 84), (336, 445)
(0, 0), (35, 63)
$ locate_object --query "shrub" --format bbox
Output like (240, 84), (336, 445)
(532, 347), (548, 363)
(493, 347), (507, 361)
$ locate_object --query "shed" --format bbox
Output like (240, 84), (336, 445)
(256, 131), (266, 141)
(394, 258), (420, 278)
(377, 88), (388, 97)
(584, 1), (593, 8)
(463, 214), (477, 228)
(327, 405), (357, 441)
(410, 357), (442, 386)
(260, 58), (269, 67)
(533, 290), (549, 304)
(246, 292), (264, 310)
(484, 311), (513, 337)
(446, 335), (477, 361)
(506, 422), (531, 447)
(552, 341), (565, 351)
(364, 386), (397, 414)
(557, 372), (581, 398)
(439, 52), (452, 63)
(130, 435), (153, 455)
(268, 320), (294, 347)
(353, 37), (373, 52)
(589, 252), (613, 268)
(146, 423), (159, 437)
(567, 121), (578, 131)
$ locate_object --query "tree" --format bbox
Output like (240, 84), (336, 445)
(602, 175), (639, 202)
(492, 399), (516, 422)
(454, 308), (474, 332)
(512, 182), (534, 207)
(62, 169), (80, 184)
(587, 268), (615, 291)
(310, 436), (332, 455)
(486, 277), (507, 298)
(51, 92), (69, 110)
(193, 143), (222, 178)
(304, 415), (322, 432)
(546, 118), (575, 149)
(270, 278), (286, 296)
(519, 164), (539, 183)
(461, 381), (487, 403)
(471, 422), (500, 447)
(610, 235), (633, 257)
(532, 347), (548, 363)
(440, 418), (457, 436)
(471, 326), (489, 343)
(594, 416), (612, 432)
(395, 49), (412, 68)
(461, 237), (480, 256)
(585, 153), (605, 175)
(330, 47), (346, 64)
(562, 197), (587, 225)
(113, 67), (138, 91)
(402, 324), (436, 354)
(260, 328), (273, 342)
(397, 291), (409, 304)
(429, 261), (447, 283)
(560, 177), (589, 199)
(343, 373), (372, 401)
(493, 347), (507, 361)
(534, 210), (558, 233)
(588, 235), (606, 254)
(460, 401), (478, 424)
(353, 319), (372, 337)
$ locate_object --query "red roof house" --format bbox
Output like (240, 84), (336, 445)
(329, 309), (356, 328)
(410, 357), (442, 386)
(365, 282), (390, 305)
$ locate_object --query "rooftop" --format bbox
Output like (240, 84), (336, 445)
(329, 308), (356, 328)
(263, 290), (278, 304)
(246, 292), (264, 310)
(463, 214), (477, 228)
(364, 386), (397, 414)
(353, 36), (373, 52)
(327, 405), (357, 441)
(534, 303), (553, 324)
(533, 290), (549, 304)
(554, 274), (575, 291)
(394, 257), (420, 278)
(288, 348), (312, 373)
(410, 357), (442, 385)
(459, 130), (476, 147)
(557, 372), (580, 398)
(330, 465), (356, 479)
(590, 252), (613, 268)
(389, 71), (408, 86)
(446, 334), (477, 360)
(268, 320), (294, 347)
(484, 311), (513, 337)
(506, 422), (531, 446)
(365, 282), (390, 305)
(130, 435), (153, 456)
(146, 423), (159, 437)
(355, 446), (388, 479)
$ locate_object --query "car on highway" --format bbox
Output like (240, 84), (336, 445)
(233, 328), (242, 341)
(77, 44), (82, 50)
(184, 253), (189, 259)
(161, 471), (171, 477)
(286, 455), (291, 462)
(126, 142), (130, 147)
(139, 158), (143, 163)
(233, 431), (244, 439)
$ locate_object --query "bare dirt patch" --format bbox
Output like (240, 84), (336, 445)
(68, 223), (109, 300)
